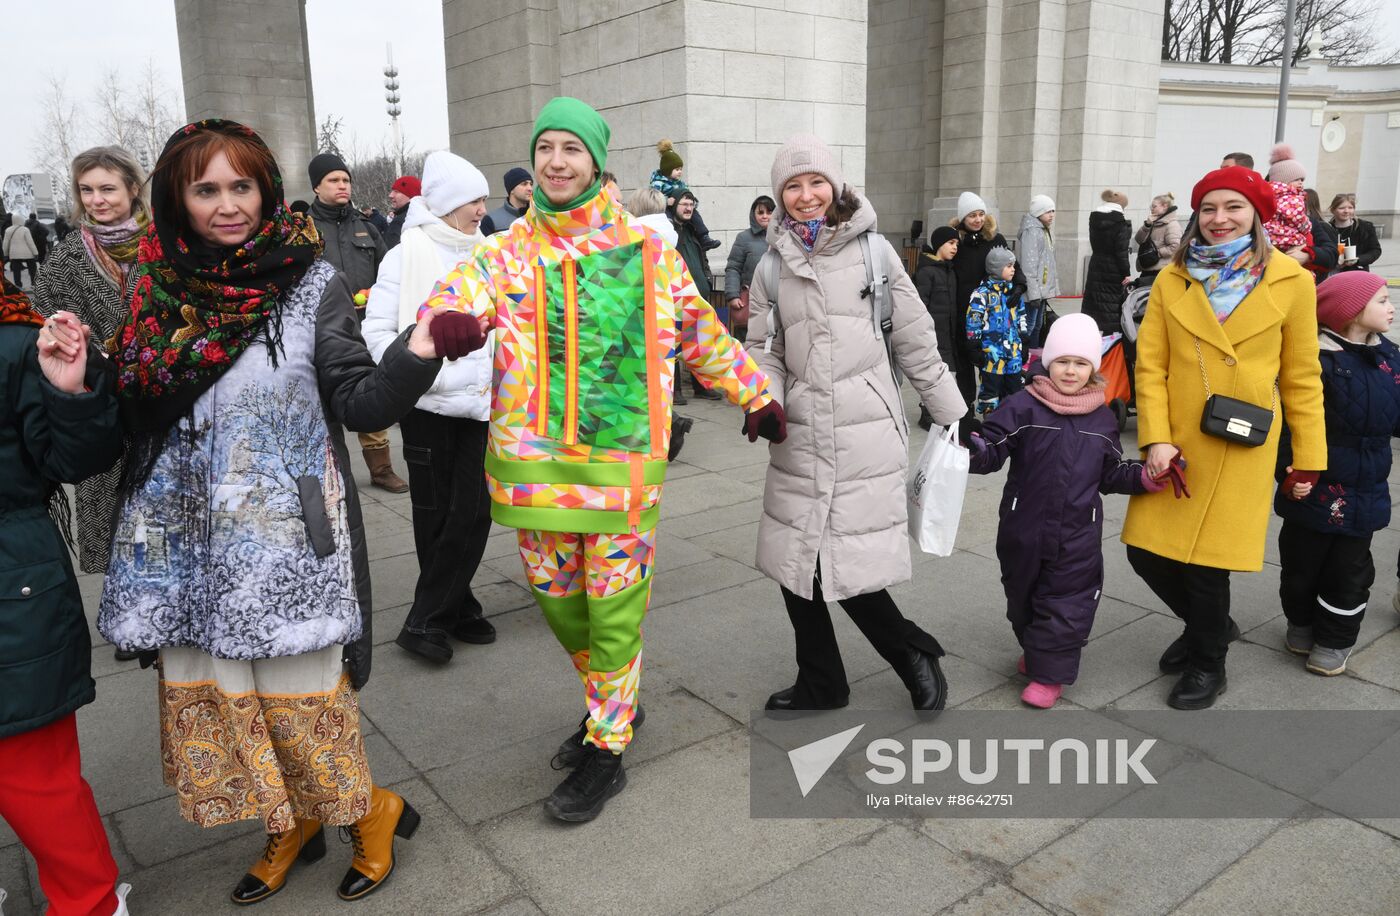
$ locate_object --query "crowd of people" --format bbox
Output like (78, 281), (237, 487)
(0, 98), (1394, 913)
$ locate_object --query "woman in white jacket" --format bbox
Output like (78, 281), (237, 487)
(362, 151), (497, 664)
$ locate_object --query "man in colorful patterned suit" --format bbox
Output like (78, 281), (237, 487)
(422, 98), (785, 821)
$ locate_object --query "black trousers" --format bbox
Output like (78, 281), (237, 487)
(399, 409), (491, 636)
(1278, 521), (1374, 649)
(780, 576), (942, 705)
(9, 259), (36, 287)
(1126, 545), (1232, 672)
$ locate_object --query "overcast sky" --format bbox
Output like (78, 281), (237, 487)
(5, 1), (1400, 177)
(3, 0), (450, 174)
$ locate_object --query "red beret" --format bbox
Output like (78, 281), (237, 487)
(391, 175), (422, 198)
(1191, 166), (1276, 224)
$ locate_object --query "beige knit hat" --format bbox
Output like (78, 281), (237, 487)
(770, 135), (846, 215)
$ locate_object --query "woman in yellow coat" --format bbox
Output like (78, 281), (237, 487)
(1122, 166), (1326, 710)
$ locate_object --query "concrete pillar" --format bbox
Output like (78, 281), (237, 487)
(174, 0), (319, 203)
(444, 0), (869, 271)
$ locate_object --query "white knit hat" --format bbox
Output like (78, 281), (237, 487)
(957, 191), (989, 222)
(421, 150), (489, 218)
(770, 134), (846, 216)
(1028, 194), (1055, 217)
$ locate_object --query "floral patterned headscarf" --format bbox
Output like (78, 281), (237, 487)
(113, 119), (323, 438)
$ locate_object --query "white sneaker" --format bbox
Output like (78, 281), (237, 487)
(113, 883), (132, 916)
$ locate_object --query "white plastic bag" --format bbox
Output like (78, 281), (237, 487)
(907, 424), (969, 556)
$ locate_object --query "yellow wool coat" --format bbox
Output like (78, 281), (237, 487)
(1121, 254), (1326, 571)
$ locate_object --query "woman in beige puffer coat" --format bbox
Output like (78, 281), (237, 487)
(748, 135), (967, 712)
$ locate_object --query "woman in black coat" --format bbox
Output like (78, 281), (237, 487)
(1083, 189), (1132, 334)
(1328, 193), (1382, 273)
(0, 284), (129, 913)
(946, 193), (1025, 405)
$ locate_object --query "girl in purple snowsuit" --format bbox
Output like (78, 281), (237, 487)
(968, 313), (1162, 708)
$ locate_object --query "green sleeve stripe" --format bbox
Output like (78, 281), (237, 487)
(485, 451), (668, 487)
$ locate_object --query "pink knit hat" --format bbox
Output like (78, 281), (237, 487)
(1041, 313), (1103, 371)
(1316, 272), (1387, 332)
(1267, 143), (1306, 184)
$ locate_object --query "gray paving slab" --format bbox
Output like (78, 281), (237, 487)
(688, 519), (760, 568)
(110, 794), (262, 871)
(1346, 628), (1400, 691)
(938, 882), (1052, 915)
(658, 470), (764, 519)
(0, 845), (33, 916)
(479, 730), (880, 916)
(424, 686), (738, 826)
(1011, 815), (1282, 916)
(1175, 818), (1400, 915)
(919, 818), (1084, 869)
(1067, 612), (1190, 709)
(708, 823), (994, 915)
(477, 897), (547, 916)
(74, 667), (173, 815)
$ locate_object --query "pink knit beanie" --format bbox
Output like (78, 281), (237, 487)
(1316, 272), (1387, 332)
(1267, 143), (1306, 184)
(1041, 313), (1103, 371)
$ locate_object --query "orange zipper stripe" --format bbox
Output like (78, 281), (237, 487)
(641, 241), (666, 460)
(562, 259), (580, 446)
(533, 263), (550, 436)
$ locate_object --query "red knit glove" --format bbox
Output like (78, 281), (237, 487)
(1151, 448), (1191, 499)
(742, 400), (787, 443)
(1281, 468), (1321, 501)
(429, 311), (485, 361)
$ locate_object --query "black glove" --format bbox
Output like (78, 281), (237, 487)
(429, 311), (485, 361)
(957, 414), (983, 447)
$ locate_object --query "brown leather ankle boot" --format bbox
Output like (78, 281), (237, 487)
(230, 819), (325, 905)
(337, 786), (421, 900)
(362, 447), (409, 493)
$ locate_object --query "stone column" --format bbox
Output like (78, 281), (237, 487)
(174, 0), (319, 202)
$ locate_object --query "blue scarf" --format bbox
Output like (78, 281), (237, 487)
(1186, 234), (1264, 323)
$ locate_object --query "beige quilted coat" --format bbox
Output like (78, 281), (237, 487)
(749, 195), (967, 601)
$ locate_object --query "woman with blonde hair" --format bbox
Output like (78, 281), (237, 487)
(1123, 166), (1325, 710)
(32, 146), (149, 587)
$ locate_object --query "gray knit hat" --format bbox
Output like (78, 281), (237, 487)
(985, 247), (1016, 276)
(770, 134), (846, 215)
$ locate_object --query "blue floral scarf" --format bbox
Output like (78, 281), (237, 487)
(782, 215), (826, 252)
(1186, 234), (1264, 323)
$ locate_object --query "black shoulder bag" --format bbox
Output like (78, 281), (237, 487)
(1194, 337), (1275, 447)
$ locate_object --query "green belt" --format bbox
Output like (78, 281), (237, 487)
(486, 451), (667, 534)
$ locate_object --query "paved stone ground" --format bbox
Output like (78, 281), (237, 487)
(5, 370), (1400, 915)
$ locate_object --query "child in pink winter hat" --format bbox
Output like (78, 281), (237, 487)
(1263, 143), (1313, 253)
(1039, 312), (1103, 375)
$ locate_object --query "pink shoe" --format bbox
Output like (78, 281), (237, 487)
(1020, 681), (1062, 709)
(1016, 655), (1027, 676)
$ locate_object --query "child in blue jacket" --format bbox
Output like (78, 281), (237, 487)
(1275, 272), (1398, 676)
(650, 139), (719, 251)
(966, 247), (1027, 414)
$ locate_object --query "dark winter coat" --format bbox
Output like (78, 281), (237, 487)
(0, 335), (122, 738)
(672, 213), (712, 298)
(309, 199), (385, 296)
(1330, 218), (1381, 272)
(724, 201), (770, 299)
(969, 385), (1147, 683)
(1275, 332), (1400, 537)
(1084, 208), (1131, 334)
(383, 202), (409, 250)
(481, 201), (528, 237)
(913, 249), (960, 372)
(1307, 217), (1338, 281)
(950, 217), (1026, 362)
(25, 216), (49, 260)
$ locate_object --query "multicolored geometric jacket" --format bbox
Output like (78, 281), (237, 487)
(422, 189), (772, 534)
(966, 278), (1027, 375)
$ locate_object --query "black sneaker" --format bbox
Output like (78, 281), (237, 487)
(395, 629), (453, 664)
(450, 615), (497, 645)
(544, 745), (627, 823)
(551, 706), (645, 771)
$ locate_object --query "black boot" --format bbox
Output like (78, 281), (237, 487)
(917, 406), (934, 431)
(544, 745), (627, 822)
(1167, 667), (1227, 710)
(691, 384), (721, 400)
(668, 415), (693, 462)
(764, 685), (848, 711)
(450, 614), (497, 645)
(1158, 617), (1241, 674)
(395, 629), (452, 664)
(903, 645), (948, 710)
(552, 706), (645, 771)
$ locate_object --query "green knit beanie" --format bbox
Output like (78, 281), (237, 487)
(529, 97), (610, 212)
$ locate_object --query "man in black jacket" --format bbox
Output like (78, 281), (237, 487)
(480, 166), (532, 235)
(25, 214), (49, 264)
(307, 152), (409, 493)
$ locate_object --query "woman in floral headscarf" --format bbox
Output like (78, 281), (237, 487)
(32, 147), (149, 585)
(96, 120), (475, 904)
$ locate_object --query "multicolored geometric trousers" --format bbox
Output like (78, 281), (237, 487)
(517, 527), (656, 752)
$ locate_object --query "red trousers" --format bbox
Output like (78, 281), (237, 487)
(0, 714), (118, 916)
